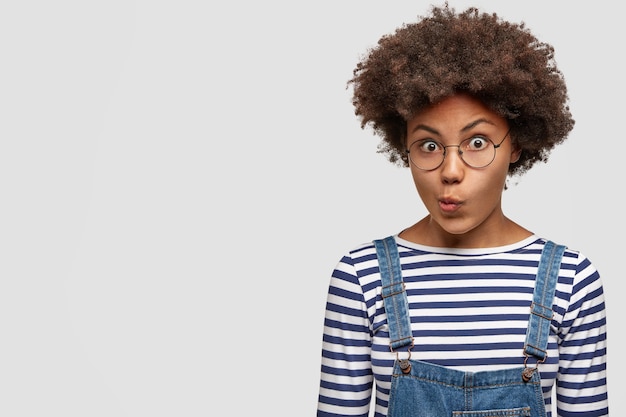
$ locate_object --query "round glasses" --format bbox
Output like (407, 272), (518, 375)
(406, 129), (511, 171)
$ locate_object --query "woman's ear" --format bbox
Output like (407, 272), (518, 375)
(510, 146), (522, 164)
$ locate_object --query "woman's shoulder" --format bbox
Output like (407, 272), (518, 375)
(338, 233), (595, 272)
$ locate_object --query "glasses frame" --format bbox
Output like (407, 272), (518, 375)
(406, 128), (511, 171)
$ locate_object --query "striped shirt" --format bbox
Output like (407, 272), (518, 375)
(317, 235), (608, 417)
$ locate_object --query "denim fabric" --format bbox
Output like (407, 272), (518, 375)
(524, 240), (566, 361)
(374, 236), (565, 417)
(388, 360), (541, 417)
(374, 237), (413, 350)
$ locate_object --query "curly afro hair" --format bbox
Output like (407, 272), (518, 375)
(349, 4), (574, 176)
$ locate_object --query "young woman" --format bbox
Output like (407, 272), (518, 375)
(317, 5), (608, 417)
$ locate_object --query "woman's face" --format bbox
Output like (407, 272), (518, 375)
(406, 93), (521, 239)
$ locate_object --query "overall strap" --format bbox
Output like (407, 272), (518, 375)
(523, 240), (566, 361)
(374, 236), (413, 351)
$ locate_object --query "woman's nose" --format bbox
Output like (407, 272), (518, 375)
(440, 148), (465, 183)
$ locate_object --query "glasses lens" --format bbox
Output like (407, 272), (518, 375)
(408, 140), (444, 170)
(459, 137), (496, 168)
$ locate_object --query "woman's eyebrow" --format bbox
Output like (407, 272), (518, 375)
(409, 124), (439, 135)
(461, 118), (496, 132)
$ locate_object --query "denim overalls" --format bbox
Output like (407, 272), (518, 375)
(374, 236), (565, 417)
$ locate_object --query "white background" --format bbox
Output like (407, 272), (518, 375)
(0, 1), (620, 415)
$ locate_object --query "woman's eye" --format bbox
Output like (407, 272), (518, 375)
(466, 136), (489, 150)
(419, 140), (440, 153)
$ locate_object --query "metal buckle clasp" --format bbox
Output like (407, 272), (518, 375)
(522, 353), (545, 382)
(390, 340), (414, 374)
